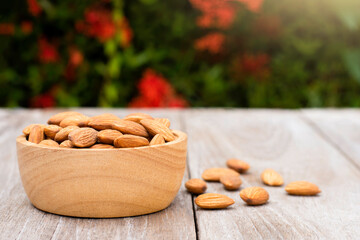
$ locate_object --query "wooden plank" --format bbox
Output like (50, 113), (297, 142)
(183, 109), (360, 239)
(303, 109), (360, 169)
(0, 109), (196, 240)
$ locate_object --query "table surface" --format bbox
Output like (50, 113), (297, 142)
(1, 109), (360, 240)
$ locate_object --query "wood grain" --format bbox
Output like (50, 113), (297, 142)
(0, 109), (196, 239)
(183, 109), (360, 239)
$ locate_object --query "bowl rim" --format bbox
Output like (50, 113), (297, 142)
(17, 130), (187, 152)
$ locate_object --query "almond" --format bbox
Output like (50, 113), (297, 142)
(202, 168), (240, 182)
(240, 187), (269, 206)
(226, 158), (250, 173)
(90, 144), (115, 149)
(54, 126), (79, 142)
(220, 175), (242, 190)
(154, 118), (171, 128)
(123, 113), (153, 123)
(185, 178), (207, 194)
(39, 139), (59, 147)
(44, 125), (62, 139)
(285, 181), (321, 196)
(149, 134), (165, 146)
(28, 125), (44, 144)
(23, 124), (45, 136)
(140, 119), (175, 142)
(59, 114), (90, 128)
(47, 111), (83, 125)
(97, 129), (123, 144)
(112, 120), (149, 137)
(114, 135), (149, 148)
(195, 193), (235, 209)
(59, 140), (74, 148)
(261, 169), (284, 186)
(88, 114), (121, 130)
(68, 127), (98, 148)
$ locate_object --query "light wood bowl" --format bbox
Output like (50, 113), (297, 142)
(16, 130), (187, 218)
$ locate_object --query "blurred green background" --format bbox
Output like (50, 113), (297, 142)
(1, 0), (360, 108)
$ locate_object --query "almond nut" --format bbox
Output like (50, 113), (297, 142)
(44, 125), (62, 139)
(195, 193), (235, 209)
(202, 168), (240, 182)
(59, 114), (90, 128)
(114, 134), (149, 148)
(149, 134), (165, 146)
(185, 178), (207, 194)
(285, 181), (321, 196)
(47, 111), (83, 125)
(88, 114), (121, 130)
(226, 158), (250, 173)
(112, 120), (149, 137)
(54, 126), (79, 142)
(123, 113), (153, 123)
(28, 125), (44, 144)
(59, 140), (74, 148)
(261, 169), (284, 186)
(140, 119), (175, 142)
(39, 139), (59, 147)
(154, 118), (171, 128)
(220, 175), (242, 190)
(68, 127), (98, 148)
(97, 129), (123, 144)
(90, 144), (115, 149)
(23, 124), (45, 136)
(240, 187), (269, 206)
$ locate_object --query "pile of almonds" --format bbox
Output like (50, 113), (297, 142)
(185, 159), (321, 209)
(22, 111), (176, 149)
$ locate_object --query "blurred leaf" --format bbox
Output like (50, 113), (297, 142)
(343, 49), (360, 83)
(108, 54), (122, 78)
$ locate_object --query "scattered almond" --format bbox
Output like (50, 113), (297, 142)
(112, 119), (149, 137)
(97, 129), (123, 144)
(261, 169), (284, 186)
(140, 119), (175, 142)
(88, 114), (121, 130)
(68, 127), (98, 148)
(220, 175), (242, 190)
(285, 181), (321, 196)
(28, 125), (44, 144)
(154, 118), (171, 128)
(185, 178), (207, 194)
(149, 134), (165, 146)
(90, 144), (115, 149)
(195, 193), (235, 209)
(59, 140), (74, 148)
(59, 114), (90, 128)
(240, 187), (269, 206)
(44, 125), (62, 139)
(124, 113), (153, 123)
(47, 111), (83, 125)
(54, 126), (79, 142)
(226, 158), (250, 173)
(39, 139), (59, 147)
(202, 168), (240, 182)
(114, 135), (149, 148)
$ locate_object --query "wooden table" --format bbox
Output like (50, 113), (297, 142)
(1, 109), (360, 239)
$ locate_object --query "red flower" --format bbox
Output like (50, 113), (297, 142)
(38, 37), (59, 63)
(31, 93), (55, 108)
(69, 47), (83, 67)
(117, 18), (133, 48)
(0, 23), (15, 35)
(27, 0), (42, 17)
(194, 33), (225, 54)
(20, 21), (33, 34)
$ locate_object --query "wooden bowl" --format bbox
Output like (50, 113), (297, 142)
(16, 130), (187, 218)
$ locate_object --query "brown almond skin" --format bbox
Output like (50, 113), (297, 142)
(149, 134), (165, 146)
(87, 114), (121, 130)
(23, 124), (45, 136)
(140, 119), (175, 142)
(68, 127), (98, 148)
(28, 125), (44, 144)
(202, 168), (240, 182)
(90, 144), (115, 149)
(220, 175), (242, 191)
(185, 178), (207, 194)
(59, 140), (74, 148)
(112, 120), (149, 137)
(195, 193), (235, 209)
(285, 181), (321, 196)
(54, 126), (79, 142)
(44, 125), (62, 139)
(261, 169), (284, 186)
(123, 113), (153, 123)
(154, 118), (171, 128)
(114, 135), (149, 148)
(39, 139), (59, 147)
(240, 187), (269, 206)
(48, 111), (83, 125)
(97, 129), (123, 144)
(226, 158), (250, 173)
(59, 115), (90, 128)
